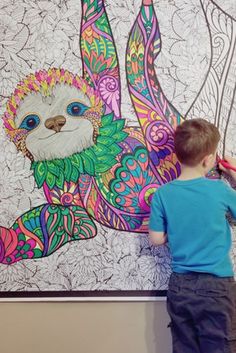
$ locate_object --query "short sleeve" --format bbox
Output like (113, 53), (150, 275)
(223, 183), (236, 219)
(149, 190), (167, 232)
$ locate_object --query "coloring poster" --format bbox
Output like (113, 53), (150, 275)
(0, 0), (235, 299)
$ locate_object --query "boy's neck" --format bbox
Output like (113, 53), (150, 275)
(178, 164), (205, 181)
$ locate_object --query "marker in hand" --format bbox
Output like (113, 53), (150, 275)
(218, 159), (236, 173)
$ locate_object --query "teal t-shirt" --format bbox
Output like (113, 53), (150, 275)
(149, 178), (236, 277)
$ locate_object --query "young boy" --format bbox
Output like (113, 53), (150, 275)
(149, 119), (236, 353)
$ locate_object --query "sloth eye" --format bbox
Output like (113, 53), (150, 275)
(67, 102), (89, 116)
(19, 114), (40, 131)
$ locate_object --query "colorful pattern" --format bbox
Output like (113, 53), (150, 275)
(81, 0), (121, 119)
(0, 205), (96, 264)
(0, 0), (183, 265)
(126, 3), (182, 179)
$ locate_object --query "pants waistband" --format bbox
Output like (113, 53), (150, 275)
(171, 272), (235, 282)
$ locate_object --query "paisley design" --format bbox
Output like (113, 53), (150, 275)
(107, 147), (160, 213)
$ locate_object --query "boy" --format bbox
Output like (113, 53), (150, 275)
(149, 119), (236, 353)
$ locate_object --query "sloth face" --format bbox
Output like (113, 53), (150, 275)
(14, 85), (95, 161)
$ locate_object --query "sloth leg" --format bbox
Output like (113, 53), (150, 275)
(0, 204), (97, 265)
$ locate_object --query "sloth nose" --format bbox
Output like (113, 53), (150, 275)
(45, 115), (66, 132)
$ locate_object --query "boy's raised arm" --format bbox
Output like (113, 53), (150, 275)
(219, 156), (236, 182)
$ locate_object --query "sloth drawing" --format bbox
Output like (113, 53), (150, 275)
(1, 0), (221, 265)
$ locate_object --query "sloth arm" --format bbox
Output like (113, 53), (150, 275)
(80, 0), (121, 119)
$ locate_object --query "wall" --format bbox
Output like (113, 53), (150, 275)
(0, 302), (171, 353)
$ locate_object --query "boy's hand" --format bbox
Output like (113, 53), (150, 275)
(149, 230), (167, 246)
(219, 156), (236, 182)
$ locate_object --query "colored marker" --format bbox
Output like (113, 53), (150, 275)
(218, 159), (236, 173)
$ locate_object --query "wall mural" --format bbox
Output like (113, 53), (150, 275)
(0, 0), (235, 298)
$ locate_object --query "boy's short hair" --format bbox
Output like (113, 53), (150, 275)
(174, 118), (220, 166)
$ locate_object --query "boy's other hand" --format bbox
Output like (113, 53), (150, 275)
(149, 230), (167, 246)
(219, 156), (236, 182)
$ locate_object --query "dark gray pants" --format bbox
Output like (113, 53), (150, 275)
(167, 272), (236, 353)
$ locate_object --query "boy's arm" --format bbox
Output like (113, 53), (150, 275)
(149, 190), (167, 246)
(219, 156), (236, 219)
(149, 230), (167, 245)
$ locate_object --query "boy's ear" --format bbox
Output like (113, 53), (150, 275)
(202, 153), (213, 167)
